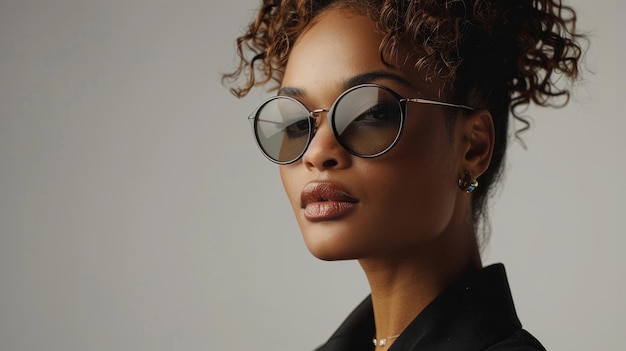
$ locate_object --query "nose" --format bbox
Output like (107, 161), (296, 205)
(301, 112), (351, 171)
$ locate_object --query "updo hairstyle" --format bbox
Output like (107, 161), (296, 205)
(223, 0), (584, 241)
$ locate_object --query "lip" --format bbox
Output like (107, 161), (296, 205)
(300, 182), (359, 221)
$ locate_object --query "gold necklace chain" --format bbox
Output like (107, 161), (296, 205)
(372, 334), (400, 347)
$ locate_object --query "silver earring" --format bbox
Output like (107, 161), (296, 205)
(458, 171), (478, 193)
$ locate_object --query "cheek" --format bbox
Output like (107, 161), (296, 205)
(364, 125), (458, 232)
(367, 156), (453, 209)
(279, 166), (302, 211)
(279, 166), (293, 198)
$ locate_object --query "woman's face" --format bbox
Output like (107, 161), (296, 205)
(279, 8), (470, 261)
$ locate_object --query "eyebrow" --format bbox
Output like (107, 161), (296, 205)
(277, 86), (305, 97)
(277, 70), (416, 97)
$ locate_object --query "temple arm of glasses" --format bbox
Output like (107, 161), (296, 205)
(404, 98), (474, 111)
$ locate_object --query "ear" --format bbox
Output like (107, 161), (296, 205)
(458, 109), (495, 178)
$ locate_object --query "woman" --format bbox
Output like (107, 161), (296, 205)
(223, 0), (583, 349)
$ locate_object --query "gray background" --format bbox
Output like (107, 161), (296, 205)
(0, 0), (623, 350)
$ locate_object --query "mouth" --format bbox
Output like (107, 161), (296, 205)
(300, 182), (359, 221)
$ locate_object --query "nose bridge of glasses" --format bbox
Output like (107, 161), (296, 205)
(309, 108), (330, 128)
(311, 108), (330, 117)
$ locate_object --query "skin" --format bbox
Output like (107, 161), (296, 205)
(278, 7), (495, 349)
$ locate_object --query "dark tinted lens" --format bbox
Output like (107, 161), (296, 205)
(254, 97), (311, 163)
(332, 86), (403, 156)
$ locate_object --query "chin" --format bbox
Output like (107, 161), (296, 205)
(297, 214), (392, 261)
(302, 231), (369, 261)
(307, 247), (356, 262)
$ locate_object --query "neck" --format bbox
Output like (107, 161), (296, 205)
(359, 227), (482, 349)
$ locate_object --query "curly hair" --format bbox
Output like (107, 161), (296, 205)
(223, 0), (584, 243)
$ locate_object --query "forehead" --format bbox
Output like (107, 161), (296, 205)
(281, 8), (443, 99)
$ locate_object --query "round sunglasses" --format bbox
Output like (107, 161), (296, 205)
(248, 83), (474, 164)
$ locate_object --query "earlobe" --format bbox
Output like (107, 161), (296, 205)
(461, 109), (495, 178)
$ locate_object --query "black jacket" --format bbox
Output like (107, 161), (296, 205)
(315, 264), (546, 350)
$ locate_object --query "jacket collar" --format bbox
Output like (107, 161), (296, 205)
(316, 264), (522, 351)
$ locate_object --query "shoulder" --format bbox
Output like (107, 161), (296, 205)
(485, 329), (547, 351)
